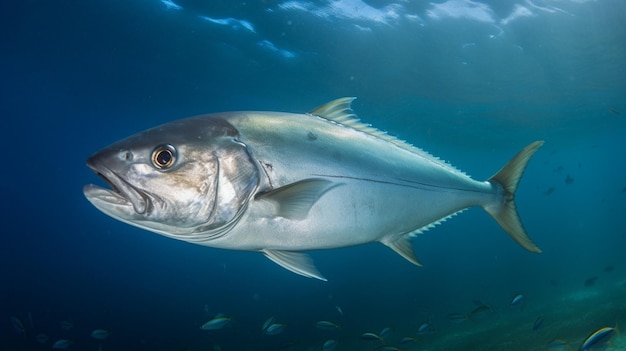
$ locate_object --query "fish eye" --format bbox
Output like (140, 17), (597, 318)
(151, 144), (176, 169)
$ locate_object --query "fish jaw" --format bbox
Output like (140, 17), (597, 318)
(84, 156), (148, 216)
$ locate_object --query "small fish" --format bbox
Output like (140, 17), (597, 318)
(360, 332), (382, 341)
(604, 265), (614, 272)
(543, 186), (555, 196)
(511, 294), (524, 306)
(10, 316), (25, 335)
(532, 316), (544, 331)
(469, 305), (492, 320)
(334, 305), (344, 316)
(565, 174), (574, 184)
(417, 321), (435, 335)
(379, 327), (392, 339)
(200, 316), (232, 330)
(60, 320), (74, 331)
(607, 107), (621, 115)
(261, 316), (275, 332)
(546, 339), (569, 351)
(91, 329), (110, 340)
(36, 333), (49, 344)
(579, 326), (615, 351)
(322, 339), (337, 351)
(584, 276), (598, 287)
(265, 323), (287, 335)
(399, 336), (416, 345)
(52, 339), (73, 350)
(447, 313), (468, 323)
(278, 341), (297, 350)
(375, 346), (401, 351)
(315, 320), (340, 330)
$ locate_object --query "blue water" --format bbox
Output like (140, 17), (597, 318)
(1, 0), (625, 350)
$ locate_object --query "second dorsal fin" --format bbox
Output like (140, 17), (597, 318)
(308, 97), (468, 177)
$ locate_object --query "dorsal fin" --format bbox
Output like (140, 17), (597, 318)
(308, 98), (468, 177)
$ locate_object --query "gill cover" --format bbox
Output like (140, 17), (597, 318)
(195, 133), (260, 241)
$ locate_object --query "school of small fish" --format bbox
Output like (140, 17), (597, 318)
(9, 314), (110, 350)
(7, 294), (620, 350)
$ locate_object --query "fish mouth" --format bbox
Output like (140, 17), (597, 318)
(83, 158), (148, 215)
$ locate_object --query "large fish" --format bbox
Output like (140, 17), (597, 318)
(84, 98), (543, 280)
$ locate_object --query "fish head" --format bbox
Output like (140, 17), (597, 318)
(84, 115), (259, 241)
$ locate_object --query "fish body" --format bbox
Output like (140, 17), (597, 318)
(91, 329), (110, 340)
(533, 316), (544, 331)
(52, 339), (72, 350)
(36, 333), (49, 344)
(84, 98), (543, 280)
(201, 317), (232, 330)
(261, 316), (275, 332)
(447, 313), (468, 323)
(579, 327), (615, 351)
(10, 316), (25, 335)
(316, 320), (340, 330)
(511, 294), (524, 306)
(469, 305), (492, 320)
(264, 323), (286, 335)
(322, 339), (337, 351)
(399, 336), (416, 345)
(360, 332), (382, 341)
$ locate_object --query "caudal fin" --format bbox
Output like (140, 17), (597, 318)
(484, 141), (544, 253)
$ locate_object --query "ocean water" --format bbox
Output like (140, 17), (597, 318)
(1, 0), (625, 350)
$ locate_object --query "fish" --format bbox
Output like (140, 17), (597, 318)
(399, 336), (416, 345)
(315, 320), (340, 330)
(200, 316), (232, 330)
(264, 323), (287, 335)
(84, 98), (544, 280)
(543, 186), (555, 196)
(261, 316), (275, 332)
(469, 305), (492, 320)
(36, 333), (49, 344)
(360, 332), (383, 342)
(375, 346), (401, 351)
(91, 329), (110, 340)
(584, 276), (599, 287)
(52, 339), (73, 350)
(417, 321), (435, 335)
(579, 326), (615, 351)
(511, 293), (524, 306)
(60, 320), (74, 331)
(379, 327), (392, 339)
(607, 107), (621, 115)
(10, 316), (25, 335)
(447, 313), (468, 323)
(533, 316), (544, 331)
(334, 305), (344, 316)
(546, 339), (569, 351)
(322, 339), (337, 351)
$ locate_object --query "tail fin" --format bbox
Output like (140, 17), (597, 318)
(484, 141), (544, 253)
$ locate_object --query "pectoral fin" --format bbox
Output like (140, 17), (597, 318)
(255, 178), (341, 220)
(262, 249), (327, 281)
(381, 236), (422, 266)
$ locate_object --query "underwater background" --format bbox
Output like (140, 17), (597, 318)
(1, 0), (625, 350)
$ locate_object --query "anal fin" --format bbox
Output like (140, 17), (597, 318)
(262, 249), (327, 281)
(381, 236), (422, 266)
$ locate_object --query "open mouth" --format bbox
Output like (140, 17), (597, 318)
(84, 158), (148, 214)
